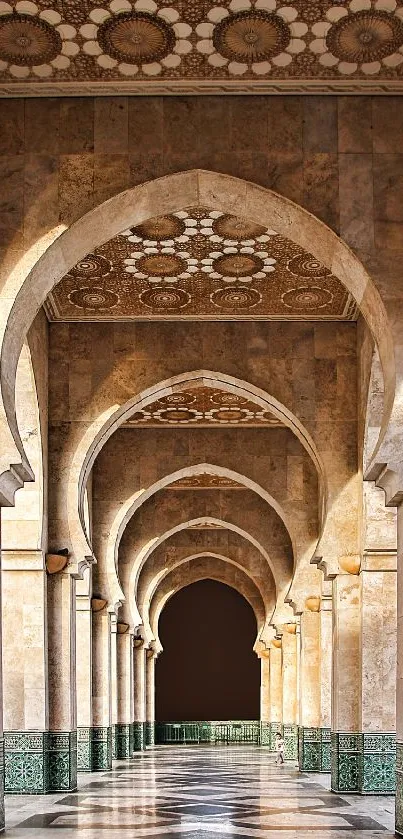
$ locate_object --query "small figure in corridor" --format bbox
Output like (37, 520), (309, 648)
(275, 732), (285, 765)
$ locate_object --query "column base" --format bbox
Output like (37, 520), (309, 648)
(269, 722), (282, 751)
(77, 727), (92, 772)
(299, 727), (331, 772)
(260, 722), (271, 747)
(331, 732), (395, 794)
(5, 731), (77, 793)
(91, 726), (112, 771)
(145, 722), (155, 747)
(283, 724), (298, 760)
(115, 724), (134, 759)
(133, 721), (145, 751)
(396, 742), (403, 834)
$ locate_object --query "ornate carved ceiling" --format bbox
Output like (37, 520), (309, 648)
(123, 385), (284, 427)
(168, 474), (245, 488)
(1, 0), (403, 94)
(45, 207), (357, 321)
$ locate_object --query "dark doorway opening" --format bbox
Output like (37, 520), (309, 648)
(156, 578), (260, 721)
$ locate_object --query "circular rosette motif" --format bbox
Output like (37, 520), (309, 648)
(81, 0), (192, 77)
(213, 10), (291, 62)
(68, 254), (112, 280)
(97, 11), (175, 63)
(140, 286), (190, 311)
(157, 408), (198, 422)
(310, 1), (403, 75)
(131, 215), (186, 241)
(197, 1), (307, 76)
(281, 287), (333, 311)
(210, 391), (247, 406)
(288, 253), (331, 279)
(137, 253), (187, 278)
(0, 2), (78, 78)
(211, 286), (261, 311)
(210, 407), (250, 422)
(68, 287), (119, 311)
(158, 392), (197, 406)
(213, 253), (264, 278)
(212, 214), (267, 241)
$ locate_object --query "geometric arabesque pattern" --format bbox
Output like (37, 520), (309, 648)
(45, 207), (357, 321)
(5, 746), (394, 834)
(2, 0), (403, 93)
(125, 385), (283, 427)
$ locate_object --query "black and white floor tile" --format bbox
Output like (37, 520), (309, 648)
(4, 745), (396, 837)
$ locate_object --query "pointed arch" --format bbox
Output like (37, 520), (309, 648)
(0, 171), (392, 507)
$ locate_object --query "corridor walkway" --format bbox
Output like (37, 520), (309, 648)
(4, 746), (395, 837)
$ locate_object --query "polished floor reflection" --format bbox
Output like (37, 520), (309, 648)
(4, 745), (395, 837)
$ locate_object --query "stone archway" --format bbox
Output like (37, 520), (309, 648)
(0, 171), (393, 508)
(124, 516), (293, 631)
(138, 550), (275, 649)
(100, 459), (298, 611)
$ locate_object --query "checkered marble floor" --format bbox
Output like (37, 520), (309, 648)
(4, 745), (396, 837)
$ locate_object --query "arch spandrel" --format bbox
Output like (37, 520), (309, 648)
(0, 171), (393, 508)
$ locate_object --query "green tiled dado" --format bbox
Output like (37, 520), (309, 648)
(145, 722), (155, 747)
(115, 724), (134, 759)
(360, 733), (395, 794)
(331, 732), (395, 794)
(260, 722), (271, 747)
(283, 724), (298, 760)
(299, 727), (331, 772)
(92, 727), (112, 771)
(77, 727), (92, 772)
(269, 722), (282, 751)
(396, 741), (403, 835)
(133, 721), (145, 751)
(321, 727), (331, 771)
(5, 731), (77, 794)
(0, 736), (4, 830)
(331, 733), (361, 793)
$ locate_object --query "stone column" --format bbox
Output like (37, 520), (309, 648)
(111, 615), (118, 760)
(359, 551), (397, 794)
(260, 651), (271, 746)
(145, 649), (156, 747)
(76, 573), (93, 772)
(3, 550), (48, 794)
(133, 639), (146, 751)
(299, 599), (321, 771)
(331, 569), (361, 793)
(116, 623), (133, 758)
(397, 505), (403, 834)
(269, 640), (282, 749)
(282, 624), (298, 759)
(320, 581), (332, 771)
(92, 600), (112, 770)
(47, 569), (78, 792)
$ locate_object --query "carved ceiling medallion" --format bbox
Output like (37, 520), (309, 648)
(97, 11), (175, 63)
(326, 10), (403, 64)
(125, 385), (284, 427)
(45, 207), (357, 321)
(132, 215), (186, 241)
(212, 215), (267, 241)
(168, 474), (245, 489)
(0, 13), (61, 64)
(137, 253), (187, 277)
(213, 9), (291, 62)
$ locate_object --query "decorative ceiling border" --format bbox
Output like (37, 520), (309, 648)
(2, 78), (403, 95)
